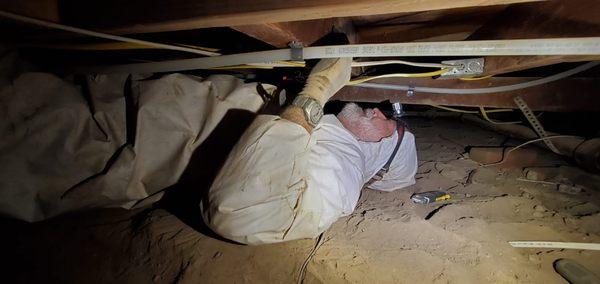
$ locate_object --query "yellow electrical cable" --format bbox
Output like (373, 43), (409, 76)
(485, 108), (514, 113)
(277, 61), (305, 67)
(347, 69), (449, 85)
(430, 105), (479, 114)
(459, 75), (493, 81)
(431, 105), (514, 114)
(479, 106), (521, 124)
(208, 65), (275, 70)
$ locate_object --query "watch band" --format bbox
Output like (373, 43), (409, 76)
(292, 95), (323, 127)
(292, 95), (311, 109)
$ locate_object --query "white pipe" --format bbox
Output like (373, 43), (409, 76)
(354, 61), (600, 94)
(351, 60), (453, 68)
(0, 10), (221, 57)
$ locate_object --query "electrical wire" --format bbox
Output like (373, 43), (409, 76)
(481, 135), (579, 167)
(479, 107), (521, 124)
(297, 232), (325, 284)
(459, 75), (493, 81)
(430, 105), (519, 124)
(211, 59), (454, 70)
(0, 10), (221, 57)
(351, 60), (455, 69)
(355, 61), (600, 94)
(207, 60), (306, 69)
(347, 69), (449, 85)
(430, 105), (479, 114)
(430, 105), (514, 114)
(208, 65), (277, 70)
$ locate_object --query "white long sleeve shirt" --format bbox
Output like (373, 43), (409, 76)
(201, 114), (417, 245)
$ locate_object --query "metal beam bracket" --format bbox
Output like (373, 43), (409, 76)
(406, 85), (415, 97)
(289, 41), (304, 61)
(439, 58), (485, 78)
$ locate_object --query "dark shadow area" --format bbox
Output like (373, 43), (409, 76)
(157, 109), (257, 242)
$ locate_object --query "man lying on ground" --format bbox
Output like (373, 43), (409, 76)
(201, 58), (418, 244)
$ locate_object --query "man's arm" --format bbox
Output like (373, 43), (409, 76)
(280, 58), (352, 132)
(281, 106), (314, 132)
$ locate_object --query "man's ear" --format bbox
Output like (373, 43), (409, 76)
(372, 108), (385, 118)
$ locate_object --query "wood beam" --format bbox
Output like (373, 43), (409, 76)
(332, 77), (600, 112)
(353, 5), (506, 43)
(0, 0), (59, 22)
(357, 23), (479, 43)
(231, 19), (333, 48)
(57, 0), (542, 35)
(467, 0), (600, 76)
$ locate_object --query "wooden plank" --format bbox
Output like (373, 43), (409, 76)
(332, 77), (600, 112)
(351, 5), (506, 28)
(357, 23), (479, 43)
(467, 0), (600, 76)
(231, 19), (333, 48)
(355, 6), (506, 43)
(58, 0), (543, 35)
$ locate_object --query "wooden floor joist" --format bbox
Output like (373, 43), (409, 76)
(354, 6), (507, 43)
(468, 0), (600, 76)
(333, 77), (600, 112)
(57, 0), (542, 34)
(231, 19), (334, 48)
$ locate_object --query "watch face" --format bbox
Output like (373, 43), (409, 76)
(309, 104), (323, 125)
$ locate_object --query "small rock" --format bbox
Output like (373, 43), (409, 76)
(558, 184), (583, 194)
(533, 205), (547, 212)
(524, 167), (558, 181)
(533, 212), (545, 218)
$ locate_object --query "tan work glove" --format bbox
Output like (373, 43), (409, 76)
(299, 57), (353, 106)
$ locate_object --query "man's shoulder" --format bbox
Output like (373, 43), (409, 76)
(314, 115), (357, 143)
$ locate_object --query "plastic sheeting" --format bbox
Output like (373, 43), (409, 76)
(0, 65), (273, 221)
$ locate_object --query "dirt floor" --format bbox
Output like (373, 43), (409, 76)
(2, 117), (600, 283)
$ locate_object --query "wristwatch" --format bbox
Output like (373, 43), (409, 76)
(291, 95), (323, 127)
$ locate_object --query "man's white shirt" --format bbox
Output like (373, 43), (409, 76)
(201, 114), (417, 244)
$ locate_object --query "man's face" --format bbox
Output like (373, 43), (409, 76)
(338, 104), (396, 142)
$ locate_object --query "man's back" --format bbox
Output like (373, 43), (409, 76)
(201, 113), (417, 244)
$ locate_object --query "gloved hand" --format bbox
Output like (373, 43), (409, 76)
(299, 57), (352, 106)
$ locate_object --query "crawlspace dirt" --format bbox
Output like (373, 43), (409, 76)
(2, 117), (600, 283)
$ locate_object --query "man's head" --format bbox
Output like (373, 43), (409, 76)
(337, 103), (396, 142)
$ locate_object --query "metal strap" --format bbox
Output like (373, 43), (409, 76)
(514, 96), (560, 154)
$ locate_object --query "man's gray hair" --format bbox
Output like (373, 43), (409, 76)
(338, 103), (376, 138)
